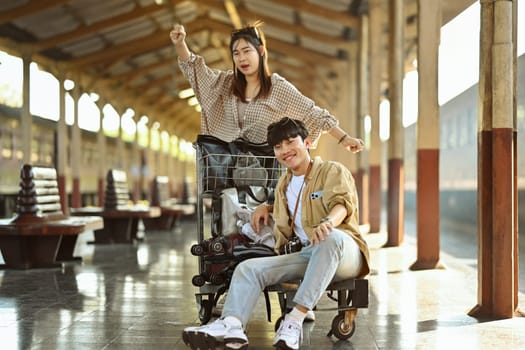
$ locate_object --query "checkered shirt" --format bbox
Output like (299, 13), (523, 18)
(178, 54), (338, 145)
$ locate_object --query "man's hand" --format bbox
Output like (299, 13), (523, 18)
(311, 221), (334, 245)
(251, 205), (270, 234)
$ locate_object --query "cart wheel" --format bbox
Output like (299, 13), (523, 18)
(220, 237), (231, 250)
(210, 273), (225, 285)
(274, 315), (284, 332)
(211, 241), (223, 253)
(192, 274), (206, 287)
(331, 314), (356, 340)
(191, 244), (205, 256)
(199, 299), (213, 324)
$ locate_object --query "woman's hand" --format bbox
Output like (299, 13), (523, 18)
(170, 24), (191, 61)
(330, 127), (364, 154)
(170, 24), (186, 46)
(342, 136), (364, 153)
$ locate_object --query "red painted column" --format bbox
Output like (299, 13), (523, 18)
(368, 165), (381, 233)
(468, 0), (521, 318)
(412, 149), (441, 269)
(58, 175), (68, 214)
(57, 75), (69, 214)
(355, 169), (369, 226)
(513, 131), (519, 314)
(386, 159), (404, 246)
(357, 14), (369, 228)
(72, 177), (81, 208)
(91, 98), (106, 207)
(70, 86), (82, 209)
(491, 128), (515, 316)
(385, 0), (404, 247)
(410, 0), (442, 270)
(367, 0), (383, 234)
(512, 131), (520, 315)
(473, 130), (493, 314)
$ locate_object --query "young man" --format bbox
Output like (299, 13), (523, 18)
(182, 117), (370, 350)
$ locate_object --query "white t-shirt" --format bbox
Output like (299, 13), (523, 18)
(286, 174), (308, 243)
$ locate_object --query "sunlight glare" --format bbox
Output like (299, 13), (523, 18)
(438, 3), (480, 105)
(29, 63), (59, 121)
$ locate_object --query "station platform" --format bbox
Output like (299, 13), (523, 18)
(0, 215), (524, 350)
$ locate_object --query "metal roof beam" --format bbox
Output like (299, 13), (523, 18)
(33, 2), (165, 52)
(267, 0), (359, 28)
(0, 0), (68, 25)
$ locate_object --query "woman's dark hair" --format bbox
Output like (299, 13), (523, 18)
(267, 117), (309, 147)
(230, 21), (271, 102)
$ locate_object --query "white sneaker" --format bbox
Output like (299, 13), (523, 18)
(304, 310), (315, 322)
(182, 317), (248, 350)
(273, 317), (303, 350)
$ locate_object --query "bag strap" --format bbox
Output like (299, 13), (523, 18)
(289, 160), (313, 236)
(244, 186), (268, 203)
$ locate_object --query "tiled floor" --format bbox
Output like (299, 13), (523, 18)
(0, 216), (524, 350)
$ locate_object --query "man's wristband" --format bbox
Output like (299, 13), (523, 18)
(319, 217), (333, 226)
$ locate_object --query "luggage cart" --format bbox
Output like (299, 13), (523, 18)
(191, 135), (369, 340)
(192, 135), (283, 324)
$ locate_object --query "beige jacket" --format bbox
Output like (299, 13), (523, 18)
(272, 156), (370, 278)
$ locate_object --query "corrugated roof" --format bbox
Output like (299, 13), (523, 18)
(0, 0), (475, 140)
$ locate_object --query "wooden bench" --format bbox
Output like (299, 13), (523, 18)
(142, 176), (195, 231)
(0, 164), (103, 269)
(71, 169), (161, 244)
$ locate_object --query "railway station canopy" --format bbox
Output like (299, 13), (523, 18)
(0, 0), (475, 140)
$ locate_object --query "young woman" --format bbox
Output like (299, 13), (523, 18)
(170, 21), (364, 152)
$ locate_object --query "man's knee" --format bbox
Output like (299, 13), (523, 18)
(322, 229), (346, 248)
(234, 258), (261, 278)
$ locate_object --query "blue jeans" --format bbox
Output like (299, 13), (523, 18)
(221, 229), (363, 327)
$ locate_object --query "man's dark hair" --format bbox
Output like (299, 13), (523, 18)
(267, 117), (309, 147)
